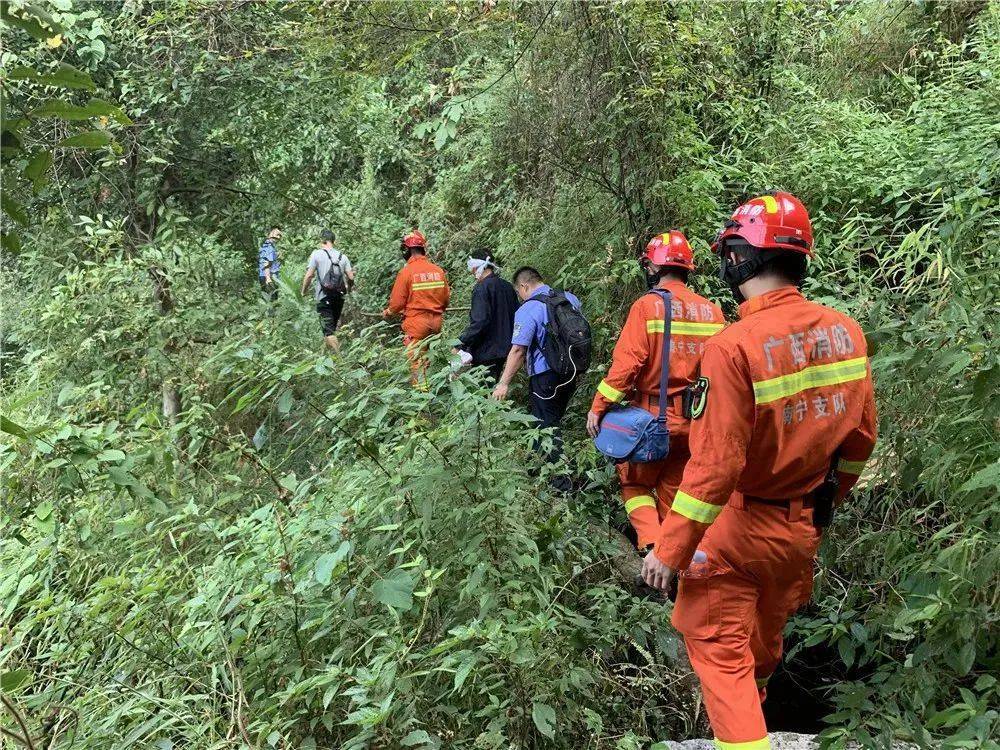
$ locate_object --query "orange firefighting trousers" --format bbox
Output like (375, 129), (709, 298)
(617, 444), (689, 549)
(671, 496), (820, 748)
(402, 312), (443, 383)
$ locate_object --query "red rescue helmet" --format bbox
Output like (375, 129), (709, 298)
(402, 230), (426, 249)
(644, 230), (695, 271)
(712, 192), (813, 256)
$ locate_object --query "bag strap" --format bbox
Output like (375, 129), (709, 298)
(650, 289), (672, 422)
(526, 292), (554, 372)
(321, 248), (344, 278)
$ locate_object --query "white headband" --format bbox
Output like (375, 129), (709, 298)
(467, 256), (497, 277)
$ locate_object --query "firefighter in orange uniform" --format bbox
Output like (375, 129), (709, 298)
(382, 230), (451, 384)
(586, 231), (725, 550)
(642, 193), (877, 750)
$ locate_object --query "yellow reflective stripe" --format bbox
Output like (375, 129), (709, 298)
(760, 195), (778, 214)
(838, 458), (866, 475)
(752, 356), (868, 405)
(672, 321), (724, 336)
(412, 281), (446, 290)
(715, 737), (771, 750)
(624, 495), (656, 515)
(597, 379), (626, 403)
(646, 320), (724, 336)
(672, 490), (723, 524)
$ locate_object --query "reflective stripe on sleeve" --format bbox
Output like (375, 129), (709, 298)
(714, 737), (771, 750)
(412, 281), (446, 291)
(752, 356), (868, 405)
(646, 320), (724, 336)
(838, 458), (867, 475)
(672, 490), (723, 524)
(624, 495), (656, 515)
(597, 379), (626, 403)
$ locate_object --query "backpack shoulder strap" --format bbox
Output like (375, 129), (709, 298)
(650, 289), (673, 422)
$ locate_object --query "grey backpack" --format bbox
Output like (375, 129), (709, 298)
(320, 249), (348, 295)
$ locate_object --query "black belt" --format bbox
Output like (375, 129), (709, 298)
(744, 495), (815, 509)
(640, 392), (684, 414)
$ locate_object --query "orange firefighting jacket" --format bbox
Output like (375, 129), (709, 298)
(387, 254), (451, 318)
(654, 286), (877, 571)
(591, 280), (725, 440)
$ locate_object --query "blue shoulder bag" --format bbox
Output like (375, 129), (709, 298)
(593, 289), (672, 463)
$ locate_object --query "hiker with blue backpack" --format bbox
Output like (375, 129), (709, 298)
(492, 267), (591, 483)
(300, 229), (355, 352)
(587, 232), (725, 553)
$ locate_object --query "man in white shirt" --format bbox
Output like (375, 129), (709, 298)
(301, 229), (355, 352)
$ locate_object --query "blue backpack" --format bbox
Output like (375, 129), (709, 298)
(593, 289), (672, 463)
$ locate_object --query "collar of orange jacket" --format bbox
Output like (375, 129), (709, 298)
(738, 285), (804, 319)
(658, 278), (688, 292)
(406, 253), (430, 265)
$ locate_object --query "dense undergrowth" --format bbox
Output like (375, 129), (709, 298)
(2, 1), (999, 748)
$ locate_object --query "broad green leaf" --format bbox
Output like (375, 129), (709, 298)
(7, 63), (96, 91)
(531, 701), (556, 739)
(454, 657), (475, 691)
(838, 637), (855, 668)
(401, 730), (439, 747)
(108, 466), (136, 486)
(23, 150), (53, 189)
(0, 669), (31, 692)
(31, 98), (131, 125)
(315, 541), (351, 585)
(958, 462), (1000, 493)
(371, 569), (414, 611)
(58, 130), (113, 149)
(0, 3), (61, 40)
(1, 232), (22, 254)
(1, 194), (29, 226)
(278, 473), (298, 493)
(1, 415), (31, 438)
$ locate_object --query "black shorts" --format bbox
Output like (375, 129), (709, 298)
(317, 293), (345, 335)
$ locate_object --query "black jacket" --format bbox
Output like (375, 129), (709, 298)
(458, 272), (519, 363)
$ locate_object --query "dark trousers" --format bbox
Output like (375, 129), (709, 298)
(528, 370), (577, 466)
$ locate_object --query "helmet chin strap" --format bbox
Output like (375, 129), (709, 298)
(640, 259), (658, 289)
(719, 244), (783, 303)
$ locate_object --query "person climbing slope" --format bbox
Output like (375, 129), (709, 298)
(586, 231), (725, 551)
(382, 230), (451, 385)
(641, 193), (877, 750)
